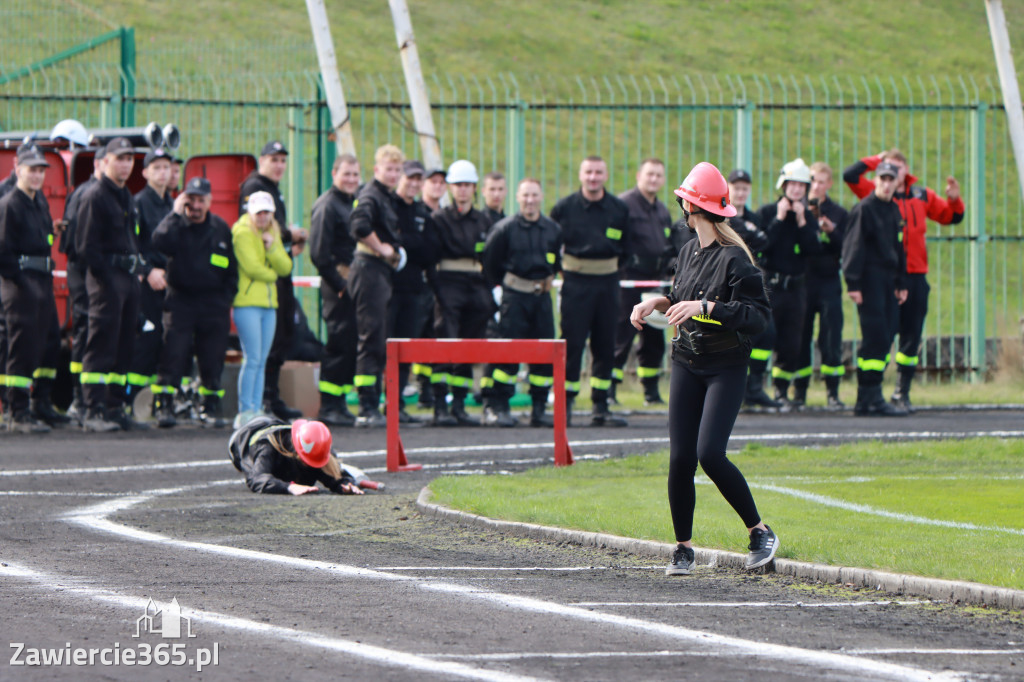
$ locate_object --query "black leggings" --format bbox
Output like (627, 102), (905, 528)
(668, 360), (761, 543)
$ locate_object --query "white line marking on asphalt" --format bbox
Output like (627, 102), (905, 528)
(375, 566), (663, 572)
(429, 647), (1024, 660)
(843, 648), (1024, 656)
(0, 561), (546, 682)
(572, 601), (929, 608)
(62, 487), (964, 682)
(0, 491), (136, 497)
(750, 483), (1024, 535)
(0, 460), (229, 477)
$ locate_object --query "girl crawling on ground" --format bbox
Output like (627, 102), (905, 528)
(229, 416), (376, 495)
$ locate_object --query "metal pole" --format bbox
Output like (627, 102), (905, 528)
(389, 0), (444, 171)
(969, 103), (988, 383)
(119, 27), (136, 127)
(288, 106), (305, 232)
(985, 0), (1024, 201)
(304, 0), (356, 156)
(506, 101), (526, 206)
(734, 102), (754, 173)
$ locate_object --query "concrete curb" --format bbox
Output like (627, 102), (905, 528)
(416, 487), (1024, 611)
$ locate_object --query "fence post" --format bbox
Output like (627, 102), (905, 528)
(507, 100), (526, 210)
(969, 102), (988, 382)
(734, 101), (754, 174)
(288, 106), (304, 231)
(119, 26), (136, 127)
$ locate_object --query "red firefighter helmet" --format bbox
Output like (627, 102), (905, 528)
(291, 419), (332, 469)
(673, 162), (737, 218)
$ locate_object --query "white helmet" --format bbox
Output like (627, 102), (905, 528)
(775, 157), (812, 189)
(446, 159), (479, 184)
(50, 119), (89, 147)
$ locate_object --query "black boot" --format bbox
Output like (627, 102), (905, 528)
(417, 374), (434, 408)
(432, 386), (457, 426)
(566, 396), (575, 427)
(67, 384), (86, 426)
(591, 399), (627, 427)
(744, 372), (781, 409)
(30, 397), (71, 427)
(153, 393), (177, 428)
(641, 376), (665, 405)
(891, 369), (916, 413)
(529, 395), (554, 427)
(199, 395), (228, 428)
(483, 397), (517, 427)
(854, 384), (908, 417)
(450, 392), (479, 426)
(317, 395), (356, 426)
(607, 380), (620, 406)
(773, 379), (795, 413)
(354, 389), (386, 428)
(825, 376), (845, 411)
(791, 379), (808, 410)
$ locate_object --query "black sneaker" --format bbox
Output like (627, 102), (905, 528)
(8, 412), (51, 434)
(354, 411), (387, 428)
(826, 395), (846, 411)
(746, 525), (779, 570)
(82, 410), (120, 433)
(665, 545), (695, 576)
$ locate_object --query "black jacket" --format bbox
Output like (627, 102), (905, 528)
(842, 192), (906, 292)
(393, 198), (441, 293)
(482, 212), (562, 287)
(807, 196), (847, 279)
(350, 179), (401, 247)
(152, 211), (237, 305)
(431, 204), (492, 262)
(482, 205), (506, 227)
(239, 171), (290, 249)
(0, 187), (53, 280)
(0, 170), (16, 199)
(667, 240), (770, 369)
(75, 174), (139, 283)
(134, 185), (174, 274)
(228, 416), (354, 494)
(755, 199), (822, 276)
(60, 177), (96, 260)
(619, 188), (672, 278)
(550, 189), (630, 261)
(727, 205), (770, 257)
(309, 186), (357, 293)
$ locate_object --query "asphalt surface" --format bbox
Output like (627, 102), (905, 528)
(1, 408), (1022, 681)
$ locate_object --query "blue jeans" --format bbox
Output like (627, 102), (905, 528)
(234, 306), (276, 413)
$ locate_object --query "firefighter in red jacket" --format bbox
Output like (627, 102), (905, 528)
(843, 149), (964, 411)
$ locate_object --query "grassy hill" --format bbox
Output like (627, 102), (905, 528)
(46, 0), (1024, 87)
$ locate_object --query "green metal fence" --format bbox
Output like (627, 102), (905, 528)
(2, 55), (1022, 379)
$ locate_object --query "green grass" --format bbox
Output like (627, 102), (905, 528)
(429, 438), (1024, 589)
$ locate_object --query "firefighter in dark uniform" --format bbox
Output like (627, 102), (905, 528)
(612, 158), (672, 406)
(309, 153), (360, 426)
(0, 145), (64, 432)
(842, 161), (908, 417)
(429, 160), (494, 426)
(724, 170), (777, 409)
(794, 161), (848, 410)
(75, 138), (143, 431)
(755, 158), (821, 410)
(151, 177), (237, 428)
(238, 140), (305, 420)
(126, 148), (174, 418)
(481, 171), (507, 226)
(551, 155), (630, 427)
(481, 178), (562, 428)
(414, 167), (448, 407)
(60, 147), (106, 424)
(844, 149), (963, 411)
(348, 144), (406, 427)
(0, 167), (16, 423)
(389, 159), (441, 424)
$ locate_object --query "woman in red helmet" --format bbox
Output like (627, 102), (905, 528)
(630, 161), (779, 576)
(228, 417), (365, 495)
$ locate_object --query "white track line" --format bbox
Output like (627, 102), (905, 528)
(375, 566), (663, 572)
(572, 601), (929, 608)
(61, 485), (963, 682)
(751, 483), (1024, 535)
(427, 648), (1022, 661)
(844, 648), (1024, 656)
(0, 561), (545, 682)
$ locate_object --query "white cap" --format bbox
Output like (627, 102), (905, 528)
(446, 159), (479, 184)
(247, 191), (276, 216)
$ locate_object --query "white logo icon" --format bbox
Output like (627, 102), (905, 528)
(134, 598), (196, 639)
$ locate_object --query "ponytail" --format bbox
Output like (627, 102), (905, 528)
(713, 222), (758, 267)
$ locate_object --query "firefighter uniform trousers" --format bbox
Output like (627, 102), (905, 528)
(348, 255), (392, 409)
(126, 280), (164, 401)
(319, 279), (358, 410)
(488, 288), (555, 405)
(155, 294), (231, 403)
(794, 274), (845, 392)
(895, 273), (929, 384)
(387, 288), (434, 399)
(0, 290), (7, 413)
(66, 259), (89, 391)
(855, 267), (899, 388)
(1, 271), (60, 416)
(264, 277), (296, 406)
(81, 268), (140, 413)
(767, 283), (808, 393)
(613, 286), (665, 389)
(560, 271), (619, 402)
(433, 271), (494, 400)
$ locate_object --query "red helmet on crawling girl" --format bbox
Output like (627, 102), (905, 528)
(291, 420), (332, 468)
(674, 162), (737, 218)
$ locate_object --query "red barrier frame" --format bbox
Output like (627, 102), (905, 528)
(385, 339), (573, 473)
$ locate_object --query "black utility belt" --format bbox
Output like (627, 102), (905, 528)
(766, 271), (805, 291)
(110, 254), (141, 274)
(674, 328), (742, 355)
(18, 255), (54, 273)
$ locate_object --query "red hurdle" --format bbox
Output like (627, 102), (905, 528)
(384, 339), (573, 473)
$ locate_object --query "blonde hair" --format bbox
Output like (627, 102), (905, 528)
(882, 148), (907, 165)
(810, 161), (833, 180)
(374, 144), (404, 165)
(707, 219), (758, 267)
(266, 431), (343, 480)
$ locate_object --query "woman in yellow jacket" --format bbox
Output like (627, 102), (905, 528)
(232, 191), (293, 427)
